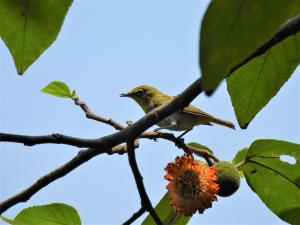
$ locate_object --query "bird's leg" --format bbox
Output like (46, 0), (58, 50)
(176, 129), (192, 139)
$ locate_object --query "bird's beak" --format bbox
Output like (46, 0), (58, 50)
(120, 93), (131, 97)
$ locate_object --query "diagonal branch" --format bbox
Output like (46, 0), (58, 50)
(0, 142), (138, 214)
(126, 141), (162, 225)
(122, 207), (146, 225)
(229, 13), (300, 76)
(74, 96), (125, 130)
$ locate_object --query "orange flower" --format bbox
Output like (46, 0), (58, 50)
(164, 154), (219, 216)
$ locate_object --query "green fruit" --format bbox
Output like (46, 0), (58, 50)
(215, 161), (240, 197)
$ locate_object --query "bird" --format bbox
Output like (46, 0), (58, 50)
(120, 85), (235, 137)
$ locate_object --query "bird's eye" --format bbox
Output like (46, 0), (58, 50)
(136, 89), (145, 97)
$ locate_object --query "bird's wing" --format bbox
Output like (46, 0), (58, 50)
(151, 94), (173, 107)
(182, 104), (214, 119)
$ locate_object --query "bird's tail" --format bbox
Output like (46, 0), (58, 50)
(211, 117), (235, 129)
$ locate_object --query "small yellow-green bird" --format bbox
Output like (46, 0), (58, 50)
(120, 85), (235, 136)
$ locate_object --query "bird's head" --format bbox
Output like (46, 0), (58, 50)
(120, 85), (161, 112)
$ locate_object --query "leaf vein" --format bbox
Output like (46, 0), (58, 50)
(242, 50), (270, 124)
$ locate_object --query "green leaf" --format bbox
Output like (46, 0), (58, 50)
(0, 216), (15, 225)
(232, 147), (248, 178)
(142, 192), (190, 225)
(188, 142), (213, 154)
(232, 148), (248, 165)
(0, 203), (81, 225)
(0, 0), (73, 74)
(227, 33), (300, 128)
(199, 0), (300, 92)
(240, 139), (300, 224)
(41, 81), (71, 98)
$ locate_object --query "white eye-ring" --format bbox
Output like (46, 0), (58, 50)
(136, 89), (145, 97)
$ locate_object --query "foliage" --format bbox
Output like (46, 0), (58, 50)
(238, 139), (300, 224)
(200, 0), (300, 92)
(0, 0), (72, 74)
(187, 142), (213, 154)
(232, 147), (248, 178)
(1, 0), (299, 224)
(1, 203), (81, 225)
(227, 33), (300, 128)
(142, 192), (190, 225)
(41, 81), (73, 98)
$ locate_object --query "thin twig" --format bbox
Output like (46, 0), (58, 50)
(74, 97), (125, 130)
(127, 141), (163, 225)
(122, 207), (146, 225)
(140, 131), (219, 163)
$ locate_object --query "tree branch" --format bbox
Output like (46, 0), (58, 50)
(122, 207), (146, 225)
(74, 96), (125, 130)
(0, 142), (139, 214)
(1, 78), (203, 214)
(140, 131), (219, 163)
(0, 133), (103, 148)
(1, 79), (203, 148)
(126, 141), (162, 225)
(229, 13), (300, 76)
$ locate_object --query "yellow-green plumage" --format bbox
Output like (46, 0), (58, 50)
(120, 85), (235, 131)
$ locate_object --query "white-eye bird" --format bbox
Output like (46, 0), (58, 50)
(120, 85), (235, 136)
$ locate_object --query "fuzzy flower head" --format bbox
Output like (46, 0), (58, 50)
(164, 154), (219, 216)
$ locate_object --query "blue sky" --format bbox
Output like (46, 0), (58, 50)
(1, 1), (299, 224)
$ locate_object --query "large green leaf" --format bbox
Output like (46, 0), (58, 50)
(200, 0), (300, 92)
(142, 192), (190, 225)
(232, 148), (248, 166)
(0, 203), (81, 225)
(227, 33), (300, 128)
(0, 0), (72, 74)
(240, 139), (300, 224)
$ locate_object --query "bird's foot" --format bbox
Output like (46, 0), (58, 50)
(174, 137), (185, 148)
(153, 127), (161, 132)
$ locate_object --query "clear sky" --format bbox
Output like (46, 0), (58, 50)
(1, 1), (299, 225)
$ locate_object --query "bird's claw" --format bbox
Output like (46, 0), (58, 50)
(174, 137), (185, 148)
(152, 129), (162, 142)
(153, 127), (161, 132)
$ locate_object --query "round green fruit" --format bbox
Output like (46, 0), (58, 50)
(215, 161), (240, 197)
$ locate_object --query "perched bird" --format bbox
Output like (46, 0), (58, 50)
(120, 85), (234, 136)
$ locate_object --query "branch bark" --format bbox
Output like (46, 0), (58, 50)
(0, 143), (138, 214)
(140, 131), (219, 163)
(127, 141), (162, 225)
(74, 96), (125, 130)
(0, 133), (102, 148)
(122, 207), (146, 225)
